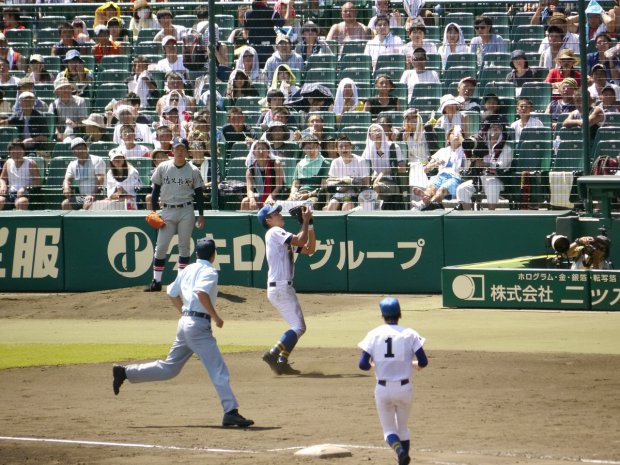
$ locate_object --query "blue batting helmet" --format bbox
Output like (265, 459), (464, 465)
(380, 297), (401, 318)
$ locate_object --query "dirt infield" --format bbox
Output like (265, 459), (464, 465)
(1, 287), (619, 465)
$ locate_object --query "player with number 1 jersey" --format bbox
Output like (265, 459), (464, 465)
(358, 297), (428, 465)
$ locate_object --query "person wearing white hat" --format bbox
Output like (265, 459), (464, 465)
(25, 54), (53, 84)
(62, 138), (106, 211)
(435, 94), (467, 141)
(6, 92), (48, 152)
(82, 113), (109, 144)
(49, 78), (88, 142)
(104, 148), (142, 208)
(154, 36), (189, 82)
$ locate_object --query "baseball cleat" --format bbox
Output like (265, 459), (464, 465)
(144, 279), (162, 292)
(398, 452), (411, 465)
(222, 409), (254, 428)
(112, 365), (127, 395)
(276, 360), (301, 375)
(262, 351), (280, 374)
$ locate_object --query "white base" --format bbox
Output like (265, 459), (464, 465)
(294, 444), (352, 458)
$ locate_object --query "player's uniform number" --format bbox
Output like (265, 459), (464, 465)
(384, 337), (395, 358)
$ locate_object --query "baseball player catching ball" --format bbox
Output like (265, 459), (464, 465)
(112, 238), (254, 428)
(145, 136), (205, 292)
(257, 203), (316, 375)
(358, 297), (428, 465)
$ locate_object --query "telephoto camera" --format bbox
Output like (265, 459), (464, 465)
(545, 232), (571, 268)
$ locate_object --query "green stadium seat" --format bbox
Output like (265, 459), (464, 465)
(305, 54), (337, 72)
(483, 52), (511, 69)
(225, 156), (248, 182)
(339, 67), (372, 88)
(339, 53), (372, 72)
(305, 67), (336, 85)
(213, 14), (235, 30)
(444, 12), (474, 29)
(484, 11), (510, 27)
(35, 28), (59, 44)
(340, 40), (367, 57)
(445, 53), (477, 71)
(338, 111), (372, 130)
(519, 82), (552, 114)
(98, 55), (130, 72)
(0, 126), (18, 154)
(512, 25), (544, 47)
(377, 110), (403, 127)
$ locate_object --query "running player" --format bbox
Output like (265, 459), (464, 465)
(358, 297), (428, 465)
(145, 137), (204, 292)
(113, 238), (254, 428)
(258, 203), (316, 375)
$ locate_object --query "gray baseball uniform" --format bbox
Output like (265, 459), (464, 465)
(126, 258), (238, 413)
(151, 158), (204, 262)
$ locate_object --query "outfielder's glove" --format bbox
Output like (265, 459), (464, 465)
(288, 206), (313, 225)
(145, 211), (166, 229)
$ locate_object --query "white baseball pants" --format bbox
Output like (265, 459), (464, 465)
(375, 381), (413, 441)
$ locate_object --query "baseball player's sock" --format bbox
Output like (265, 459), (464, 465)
(280, 329), (298, 354)
(401, 440), (410, 455)
(178, 256), (190, 270)
(278, 350), (290, 363)
(386, 434), (405, 457)
(153, 258), (165, 283)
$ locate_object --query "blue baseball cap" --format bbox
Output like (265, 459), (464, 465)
(257, 203), (281, 226)
(379, 297), (401, 318)
(196, 238), (216, 260)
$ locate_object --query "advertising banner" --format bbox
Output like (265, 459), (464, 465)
(347, 211), (445, 293)
(442, 267), (591, 310)
(0, 212), (65, 292)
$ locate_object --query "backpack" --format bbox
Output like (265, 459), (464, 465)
(591, 155), (619, 175)
(182, 29), (208, 71)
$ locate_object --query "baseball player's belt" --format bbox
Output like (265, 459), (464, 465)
(268, 281), (292, 287)
(163, 201), (193, 209)
(182, 310), (211, 320)
(378, 379), (409, 386)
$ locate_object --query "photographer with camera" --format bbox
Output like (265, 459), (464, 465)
(567, 234), (612, 270)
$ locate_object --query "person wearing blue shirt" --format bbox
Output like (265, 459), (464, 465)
(112, 238), (254, 428)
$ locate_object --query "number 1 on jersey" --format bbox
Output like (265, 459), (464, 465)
(384, 337), (395, 358)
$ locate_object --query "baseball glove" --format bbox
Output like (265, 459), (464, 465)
(289, 205), (304, 224)
(288, 206), (313, 225)
(145, 211), (166, 229)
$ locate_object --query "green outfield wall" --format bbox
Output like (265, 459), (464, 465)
(1, 211), (618, 294)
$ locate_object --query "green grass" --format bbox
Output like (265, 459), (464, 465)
(0, 344), (263, 369)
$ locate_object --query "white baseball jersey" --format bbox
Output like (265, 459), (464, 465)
(358, 324), (425, 382)
(265, 226), (294, 283)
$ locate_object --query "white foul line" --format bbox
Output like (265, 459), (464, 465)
(2, 436), (620, 465)
(0, 436), (255, 454)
